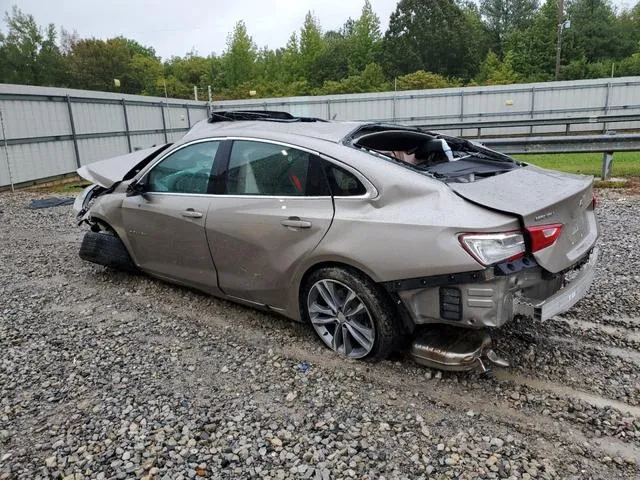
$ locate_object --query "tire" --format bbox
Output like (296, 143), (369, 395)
(302, 266), (400, 361)
(79, 231), (137, 272)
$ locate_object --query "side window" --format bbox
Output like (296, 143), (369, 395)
(146, 141), (219, 194)
(325, 164), (367, 196)
(226, 141), (328, 196)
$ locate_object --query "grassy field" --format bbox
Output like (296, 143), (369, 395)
(516, 151), (640, 177)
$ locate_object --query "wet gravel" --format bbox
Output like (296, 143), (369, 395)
(0, 189), (639, 480)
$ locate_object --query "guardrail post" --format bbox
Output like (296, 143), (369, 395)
(601, 151), (614, 180)
(602, 82), (611, 133)
(392, 87), (397, 122)
(121, 99), (132, 153)
(459, 91), (464, 136)
(66, 95), (81, 168)
(0, 107), (14, 192)
(160, 102), (168, 143)
(529, 87), (535, 135)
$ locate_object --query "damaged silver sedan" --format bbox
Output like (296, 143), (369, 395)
(74, 110), (599, 372)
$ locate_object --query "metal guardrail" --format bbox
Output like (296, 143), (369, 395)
(420, 113), (640, 137)
(480, 133), (640, 180)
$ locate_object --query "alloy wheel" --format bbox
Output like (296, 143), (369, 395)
(307, 279), (376, 359)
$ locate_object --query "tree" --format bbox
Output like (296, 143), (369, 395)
(459, 1), (493, 76)
(0, 6), (63, 86)
(319, 63), (388, 94)
(476, 50), (520, 84)
(299, 11), (325, 86)
(4, 1), (640, 100)
(282, 32), (303, 82)
(381, 0), (485, 80)
(617, 2), (640, 59)
(62, 35), (163, 94)
(220, 21), (257, 88)
(349, 0), (382, 73)
(315, 30), (352, 84)
(64, 37), (130, 91)
(395, 70), (460, 90)
(480, 0), (539, 51)
(563, 0), (627, 62)
(506, 0), (557, 80)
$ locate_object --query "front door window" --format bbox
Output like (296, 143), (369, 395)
(147, 141), (220, 194)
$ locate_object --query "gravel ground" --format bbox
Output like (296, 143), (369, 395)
(1, 189), (639, 480)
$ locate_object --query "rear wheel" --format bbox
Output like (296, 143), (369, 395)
(303, 267), (399, 360)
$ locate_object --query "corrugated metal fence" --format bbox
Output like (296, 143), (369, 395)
(213, 77), (640, 138)
(0, 84), (208, 189)
(1, 77), (639, 189)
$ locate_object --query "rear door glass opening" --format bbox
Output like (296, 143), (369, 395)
(350, 127), (522, 183)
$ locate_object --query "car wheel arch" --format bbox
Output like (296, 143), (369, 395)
(298, 261), (409, 360)
(84, 213), (138, 265)
(297, 261), (392, 320)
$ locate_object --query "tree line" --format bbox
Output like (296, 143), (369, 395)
(0, 0), (638, 100)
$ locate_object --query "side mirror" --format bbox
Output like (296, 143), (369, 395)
(126, 181), (147, 197)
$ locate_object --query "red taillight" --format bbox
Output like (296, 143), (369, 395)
(526, 224), (563, 252)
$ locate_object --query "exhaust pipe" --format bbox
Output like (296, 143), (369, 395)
(410, 325), (509, 373)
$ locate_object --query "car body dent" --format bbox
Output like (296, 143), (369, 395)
(75, 117), (599, 338)
(450, 165), (597, 273)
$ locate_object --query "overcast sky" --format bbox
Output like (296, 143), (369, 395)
(0, 0), (399, 59)
(1, 0), (633, 60)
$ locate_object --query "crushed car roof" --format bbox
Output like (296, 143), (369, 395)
(181, 116), (369, 145)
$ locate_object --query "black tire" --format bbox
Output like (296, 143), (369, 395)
(302, 266), (401, 361)
(79, 231), (137, 272)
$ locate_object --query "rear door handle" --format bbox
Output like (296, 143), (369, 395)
(281, 216), (312, 229)
(181, 208), (203, 218)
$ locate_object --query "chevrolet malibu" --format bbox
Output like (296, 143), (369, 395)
(74, 111), (599, 371)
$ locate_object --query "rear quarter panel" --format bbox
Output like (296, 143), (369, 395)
(284, 145), (521, 320)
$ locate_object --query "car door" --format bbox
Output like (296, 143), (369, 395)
(205, 139), (334, 308)
(121, 140), (222, 294)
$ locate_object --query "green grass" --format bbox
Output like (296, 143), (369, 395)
(515, 151), (640, 178)
(593, 179), (628, 189)
(34, 180), (91, 194)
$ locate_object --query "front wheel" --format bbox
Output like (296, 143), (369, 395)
(303, 267), (400, 360)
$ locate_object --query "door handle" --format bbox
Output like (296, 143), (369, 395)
(181, 209), (203, 218)
(281, 216), (312, 229)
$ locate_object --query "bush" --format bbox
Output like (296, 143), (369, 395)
(394, 70), (461, 90)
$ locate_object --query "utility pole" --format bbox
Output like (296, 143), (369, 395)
(555, 0), (564, 80)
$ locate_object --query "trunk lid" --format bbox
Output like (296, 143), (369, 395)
(77, 144), (171, 188)
(450, 166), (598, 273)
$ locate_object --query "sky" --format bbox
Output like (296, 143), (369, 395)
(0, 0), (399, 59)
(0, 0), (634, 60)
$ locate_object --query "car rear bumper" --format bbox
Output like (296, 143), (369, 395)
(513, 247), (598, 321)
(393, 247), (598, 328)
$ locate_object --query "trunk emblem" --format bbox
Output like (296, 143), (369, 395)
(534, 211), (555, 222)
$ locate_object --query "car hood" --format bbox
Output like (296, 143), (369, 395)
(77, 144), (171, 188)
(450, 166), (597, 273)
